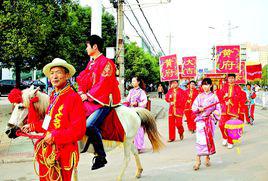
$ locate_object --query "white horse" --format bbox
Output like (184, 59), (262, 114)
(6, 86), (165, 180)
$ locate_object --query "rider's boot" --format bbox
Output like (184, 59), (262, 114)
(92, 155), (107, 170)
(91, 128), (107, 170)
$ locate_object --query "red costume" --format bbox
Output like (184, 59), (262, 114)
(76, 54), (121, 116)
(184, 88), (199, 132)
(165, 87), (187, 141)
(217, 83), (244, 144)
(238, 90), (247, 122)
(30, 85), (86, 181)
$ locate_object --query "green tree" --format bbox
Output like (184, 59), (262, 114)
(0, 0), (117, 87)
(262, 64), (268, 86)
(124, 42), (160, 87)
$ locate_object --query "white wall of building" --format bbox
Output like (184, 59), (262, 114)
(1, 68), (13, 80)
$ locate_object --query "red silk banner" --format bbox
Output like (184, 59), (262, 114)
(178, 65), (194, 79)
(236, 61), (246, 84)
(182, 56), (196, 77)
(215, 45), (240, 73)
(246, 63), (262, 81)
(159, 54), (179, 82)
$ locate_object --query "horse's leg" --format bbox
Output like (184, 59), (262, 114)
(117, 140), (131, 181)
(130, 142), (143, 178)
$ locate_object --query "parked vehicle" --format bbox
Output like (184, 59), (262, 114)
(0, 79), (27, 96)
(23, 80), (46, 91)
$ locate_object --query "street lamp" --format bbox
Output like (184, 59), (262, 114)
(227, 21), (239, 44)
(209, 21), (239, 44)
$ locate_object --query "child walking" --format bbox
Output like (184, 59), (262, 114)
(192, 78), (221, 170)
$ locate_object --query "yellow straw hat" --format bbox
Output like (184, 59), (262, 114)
(43, 58), (76, 77)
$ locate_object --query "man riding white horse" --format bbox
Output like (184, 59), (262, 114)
(76, 34), (121, 170)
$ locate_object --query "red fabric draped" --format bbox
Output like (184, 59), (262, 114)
(204, 117), (216, 155)
(100, 109), (125, 142)
(246, 64), (262, 81)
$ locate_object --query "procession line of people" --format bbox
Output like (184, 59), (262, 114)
(163, 73), (256, 170)
(15, 34), (258, 179)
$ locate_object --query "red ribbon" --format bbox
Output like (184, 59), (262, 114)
(16, 130), (44, 140)
(193, 97), (230, 114)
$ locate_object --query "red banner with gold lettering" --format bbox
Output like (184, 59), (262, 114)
(215, 45), (240, 73)
(159, 54), (179, 82)
(236, 61), (246, 84)
(182, 56), (196, 77)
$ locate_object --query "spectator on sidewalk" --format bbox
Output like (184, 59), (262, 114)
(157, 84), (164, 99)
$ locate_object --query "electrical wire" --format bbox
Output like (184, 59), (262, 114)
(135, 0), (166, 55)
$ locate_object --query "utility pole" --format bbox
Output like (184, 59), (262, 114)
(168, 32), (172, 54)
(90, 0), (102, 36)
(116, 0), (125, 97)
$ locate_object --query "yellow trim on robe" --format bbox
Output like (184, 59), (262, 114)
(224, 124), (244, 129)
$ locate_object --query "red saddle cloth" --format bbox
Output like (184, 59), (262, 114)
(100, 109), (125, 142)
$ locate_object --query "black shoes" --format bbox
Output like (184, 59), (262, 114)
(91, 156), (107, 170)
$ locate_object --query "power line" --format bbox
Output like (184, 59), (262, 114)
(135, 0), (165, 55)
(125, 0), (158, 54)
(124, 12), (157, 55)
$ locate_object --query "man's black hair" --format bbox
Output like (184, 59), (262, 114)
(86, 34), (104, 52)
(227, 73), (236, 78)
(189, 80), (196, 85)
(246, 83), (251, 87)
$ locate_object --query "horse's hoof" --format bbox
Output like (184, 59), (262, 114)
(136, 168), (143, 178)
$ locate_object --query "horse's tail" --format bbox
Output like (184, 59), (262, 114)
(134, 108), (165, 152)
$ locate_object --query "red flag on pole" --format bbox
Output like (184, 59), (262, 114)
(246, 63), (262, 81)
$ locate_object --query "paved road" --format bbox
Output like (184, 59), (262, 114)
(0, 96), (268, 181)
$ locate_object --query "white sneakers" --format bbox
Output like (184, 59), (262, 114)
(222, 139), (234, 149)
(227, 143), (234, 149)
(222, 139), (227, 146)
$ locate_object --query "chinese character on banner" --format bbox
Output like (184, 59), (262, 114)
(215, 45), (240, 73)
(236, 61), (246, 84)
(182, 56), (196, 77)
(159, 54), (179, 82)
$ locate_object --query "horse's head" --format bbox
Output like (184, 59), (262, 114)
(5, 85), (50, 138)
(5, 102), (29, 138)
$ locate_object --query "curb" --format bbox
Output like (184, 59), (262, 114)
(0, 156), (33, 164)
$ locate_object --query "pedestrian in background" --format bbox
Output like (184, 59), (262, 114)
(245, 83), (256, 125)
(157, 84), (164, 99)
